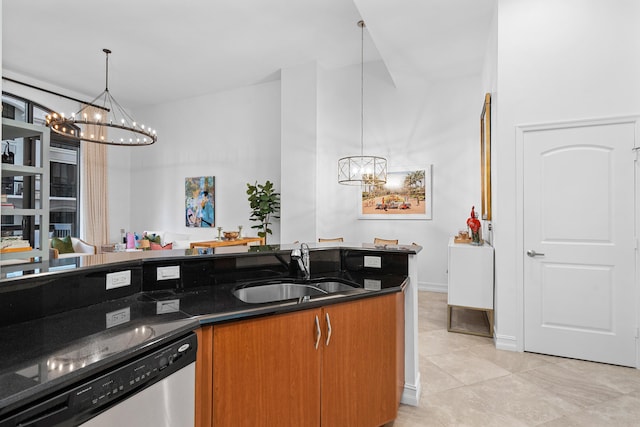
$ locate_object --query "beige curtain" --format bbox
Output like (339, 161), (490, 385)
(81, 105), (109, 245)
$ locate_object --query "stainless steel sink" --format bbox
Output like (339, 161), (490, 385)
(314, 281), (355, 293)
(232, 281), (357, 304)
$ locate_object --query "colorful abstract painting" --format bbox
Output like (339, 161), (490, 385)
(185, 176), (215, 227)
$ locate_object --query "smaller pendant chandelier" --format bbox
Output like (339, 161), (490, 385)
(45, 49), (157, 146)
(338, 20), (387, 185)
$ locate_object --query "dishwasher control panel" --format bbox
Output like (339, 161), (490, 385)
(0, 332), (197, 427)
(70, 332), (197, 414)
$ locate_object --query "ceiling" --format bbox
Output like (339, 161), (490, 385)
(2, 0), (496, 109)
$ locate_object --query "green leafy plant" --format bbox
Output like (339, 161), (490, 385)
(246, 180), (281, 244)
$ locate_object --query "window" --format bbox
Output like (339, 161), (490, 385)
(2, 93), (81, 239)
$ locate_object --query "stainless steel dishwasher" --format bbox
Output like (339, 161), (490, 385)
(0, 332), (197, 427)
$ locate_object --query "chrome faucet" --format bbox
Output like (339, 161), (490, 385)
(291, 243), (310, 280)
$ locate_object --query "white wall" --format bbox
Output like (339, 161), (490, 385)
(280, 63), (318, 244)
(128, 81), (282, 243)
(317, 61), (482, 289)
(493, 0), (640, 349)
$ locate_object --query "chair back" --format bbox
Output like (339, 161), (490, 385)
(318, 237), (344, 242)
(53, 223), (71, 238)
(374, 237), (398, 245)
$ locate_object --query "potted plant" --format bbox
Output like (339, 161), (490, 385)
(246, 180), (281, 245)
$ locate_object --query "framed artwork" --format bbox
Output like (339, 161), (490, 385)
(185, 176), (215, 227)
(480, 93), (492, 221)
(359, 166), (432, 220)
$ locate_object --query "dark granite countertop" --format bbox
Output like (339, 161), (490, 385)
(0, 267), (408, 416)
(0, 294), (199, 416)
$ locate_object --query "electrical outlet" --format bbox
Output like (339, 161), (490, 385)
(157, 299), (180, 314)
(364, 279), (382, 291)
(106, 307), (130, 328)
(106, 270), (132, 290)
(157, 266), (180, 281)
(364, 256), (382, 268)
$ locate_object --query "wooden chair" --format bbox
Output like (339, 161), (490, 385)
(318, 237), (344, 242)
(374, 237), (398, 245)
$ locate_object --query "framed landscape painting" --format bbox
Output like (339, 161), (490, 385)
(185, 176), (215, 227)
(359, 167), (432, 220)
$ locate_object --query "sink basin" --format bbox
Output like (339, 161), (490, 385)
(232, 280), (357, 304)
(314, 281), (356, 293)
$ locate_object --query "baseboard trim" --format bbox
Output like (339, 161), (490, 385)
(418, 282), (447, 293)
(400, 371), (422, 406)
(494, 333), (518, 352)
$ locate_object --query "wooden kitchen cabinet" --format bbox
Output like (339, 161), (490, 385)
(196, 292), (403, 427)
(321, 293), (401, 427)
(213, 309), (322, 427)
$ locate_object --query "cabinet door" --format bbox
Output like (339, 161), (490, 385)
(213, 309), (322, 427)
(321, 294), (399, 427)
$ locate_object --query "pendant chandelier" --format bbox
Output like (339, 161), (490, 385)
(338, 21), (387, 185)
(45, 49), (157, 146)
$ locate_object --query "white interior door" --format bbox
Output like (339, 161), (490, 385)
(523, 119), (637, 367)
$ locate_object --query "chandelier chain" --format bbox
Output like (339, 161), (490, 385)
(360, 20), (364, 157)
(103, 48), (111, 92)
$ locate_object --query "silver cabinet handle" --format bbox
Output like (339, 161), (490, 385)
(325, 312), (332, 346)
(527, 250), (545, 257)
(314, 315), (321, 350)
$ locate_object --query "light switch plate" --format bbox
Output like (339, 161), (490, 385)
(364, 256), (382, 268)
(106, 270), (131, 290)
(157, 266), (180, 281)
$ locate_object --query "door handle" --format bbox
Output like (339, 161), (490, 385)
(527, 250), (545, 257)
(314, 315), (321, 350)
(325, 312), (332, 347)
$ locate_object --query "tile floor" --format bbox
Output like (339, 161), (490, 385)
(392, 291), (640, 426)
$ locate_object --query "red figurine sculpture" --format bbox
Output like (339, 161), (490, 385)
(467, 206), (482, 245)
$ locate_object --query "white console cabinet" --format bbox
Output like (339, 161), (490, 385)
(447, 237), (494, 337)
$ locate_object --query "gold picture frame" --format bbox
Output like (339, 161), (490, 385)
(480, 93), (492, 220)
